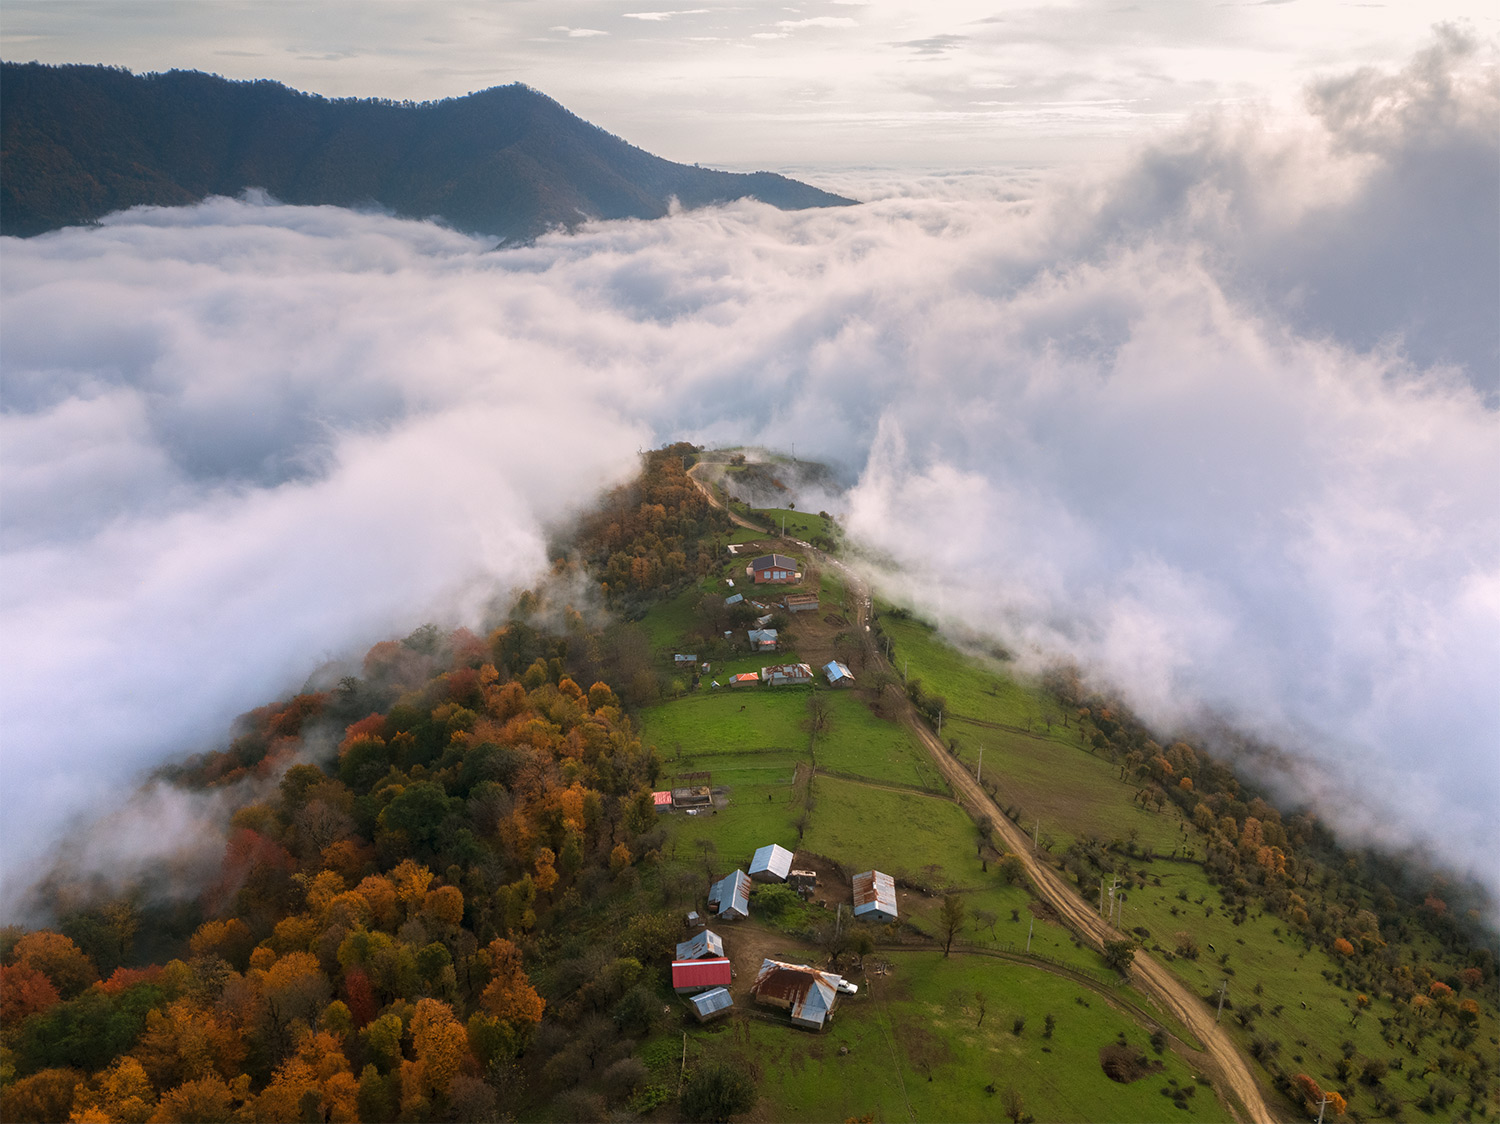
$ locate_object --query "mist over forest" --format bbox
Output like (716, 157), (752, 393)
(1, 31), (1496, 919)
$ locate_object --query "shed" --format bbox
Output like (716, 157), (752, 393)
(707, 870), (752, 920)
(751, 959), (843, 1030)
(724, 593), (744, 607)
(761, 663), (814, 686)
(788, 869), (817, 894)
(748, 843), (795, 883)
(676, 929), (725, 961)
(747, 628), (779, 651)
(672, 958), (732, 993)
(784, 593), (820, 613)
(730, 672), (760, 686)
(823, 660), (855, 685)
(672, 786), (713, 810)
(852, 870), (898, 924)
(749, 554), (801, 584)
(689, 987), (734, 1022)
(652, 791), (673, 812)
(674, 653), (698, 664)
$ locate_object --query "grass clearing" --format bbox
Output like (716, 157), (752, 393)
(694, 950), (1232, 1124)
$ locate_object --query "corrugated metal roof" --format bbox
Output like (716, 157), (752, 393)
(760, 663), (813, 683)
(823, 660), (854, 683)
(672, 958), (732, 991)
(676, 930), (725, 961)
(652, 791), (672, 806)
(751, 959), (843, 1029)
(852, 870), (898, 920)
(749, 843), (794, 882)
(690, 987), (734, 1020)
(708, 870), (752, 918)
(724, 593), (744, 605)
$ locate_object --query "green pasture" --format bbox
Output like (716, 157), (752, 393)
(1121, 861), (1500, 1121)
(638, 689), (813, 759)
(946, 723), (1188, 857)
(689, 950), (1232, 1124)
(812, 693), (950, 792)
(801, 776), (979, 888)
(746, 507), (829, 541)
(878, 612), (1045, 728)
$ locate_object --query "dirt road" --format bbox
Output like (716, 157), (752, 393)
(688, 461), (1277, 1121)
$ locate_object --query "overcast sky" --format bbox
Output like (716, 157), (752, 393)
(3, 1), (1495, 166)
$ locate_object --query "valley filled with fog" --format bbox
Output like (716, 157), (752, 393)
(2, 33), (1495, 919)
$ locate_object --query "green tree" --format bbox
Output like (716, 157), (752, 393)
(941, 894), (966, 957)
(680, 1062), (756, 1122)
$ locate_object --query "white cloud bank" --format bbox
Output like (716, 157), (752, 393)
(1, 33), (1496, 914)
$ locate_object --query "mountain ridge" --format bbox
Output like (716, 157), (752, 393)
(0, 62), (856, 241)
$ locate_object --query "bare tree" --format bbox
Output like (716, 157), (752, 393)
(940, 894), (966, 957)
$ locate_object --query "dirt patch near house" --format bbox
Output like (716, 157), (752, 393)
(1099, 1043), (1165, 1083)
(1028, 898), (1064, 926)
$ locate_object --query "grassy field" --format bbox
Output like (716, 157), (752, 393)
(681, 950), (1233, 1124)
(744, 506), (830, 541)
(801, 775), (979, 887)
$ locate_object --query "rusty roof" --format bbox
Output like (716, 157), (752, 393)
(852, 870), (898, 918)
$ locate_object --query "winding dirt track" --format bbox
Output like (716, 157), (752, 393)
(688, 463), (1278, 1123)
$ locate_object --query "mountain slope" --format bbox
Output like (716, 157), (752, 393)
(0, 63), (856, 241)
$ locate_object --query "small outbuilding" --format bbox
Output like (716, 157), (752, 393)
(749, 554), (801, 584)
(675, 930), (725, 961)
(707, 870), (752, 920)
(652, 791), (673, 813)
(674, 653), (698, 664)
(730, 672), (760, 686)
(852, 870), (898, 924)
(823, 660), (855, 686)
(671, 786), (713, 810)
(784, 593), (820, 613)
(788, 869), (817, 894)
(689, 987), (734, 1023)
(751, 959), (844, 1030)
(724, 593), (744, 607)
(672, 958), (732, 993)
(748, 843), (795, 883)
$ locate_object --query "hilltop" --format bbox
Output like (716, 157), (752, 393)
(0, 63), (856, 242)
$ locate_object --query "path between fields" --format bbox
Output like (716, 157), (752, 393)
(691, 461), (1276, 1123)
(865, 640), (1278, 1124)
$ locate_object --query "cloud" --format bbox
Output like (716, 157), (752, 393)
(1, 33), (1496, 915)
(550, 26), (609, 38)
(893, 34), (969, 57)
(622, 9), (710, 21)
(774, 17), (858, 31)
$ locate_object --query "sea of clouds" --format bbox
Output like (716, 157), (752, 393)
(2, 30), (1496, 917)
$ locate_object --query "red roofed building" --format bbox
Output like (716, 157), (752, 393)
(672, 958), (732, 993)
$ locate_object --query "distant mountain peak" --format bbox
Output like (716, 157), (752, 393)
(0, 62), (857, 241)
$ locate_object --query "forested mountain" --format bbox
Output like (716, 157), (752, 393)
(0, 63), (855, 241)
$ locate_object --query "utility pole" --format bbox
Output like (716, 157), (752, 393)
(1215, 980), (1229, 1023)
(1033, 820), (1040, 852)
(936, 711), (942, 739)
(1316, 1095), (1331, 1124)
(1026, 916), (1034, 953)
(977, 744), (983, 785)
(903, 657), (908, 684)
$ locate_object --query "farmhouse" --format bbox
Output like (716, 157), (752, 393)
(689, 987), (734, 1023)
(675, 930), (725, 961)
(748, 553), (801, 584)
(707, 870), (752, 920)
(761, 663), (814, 686)
(748, 843), (794, 883)
(751, 959), (845, 1030)
(852, 870), (898, 923)
(823, 660), (855, 686)
(672, 958), (732, 993)
(784, 593), (820, 613)
(747, 628), (778, 651)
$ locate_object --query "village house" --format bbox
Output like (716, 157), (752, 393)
(760, 662), (814, 686)
(671, 957), (732, 994)
(689, 987), (734, 1022)
(748, 843), (794, 883)
(707, 869), (752, 920)
(747, 628), (778, 651)
(748, 553), (801, 584)
(852, 870), (898, 924)
(823, 660), (855, 686)
(675, 930), (725, 961)
(751, 959), (846, 1030)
